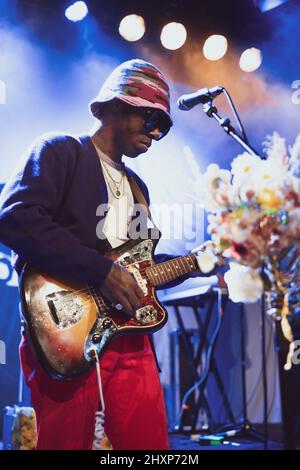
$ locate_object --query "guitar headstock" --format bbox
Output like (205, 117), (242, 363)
(191, 241), (226, 274)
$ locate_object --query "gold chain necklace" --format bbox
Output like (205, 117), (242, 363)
(101, 161), (125, 198)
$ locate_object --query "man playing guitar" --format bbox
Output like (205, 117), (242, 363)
(0, 59), (220, 450)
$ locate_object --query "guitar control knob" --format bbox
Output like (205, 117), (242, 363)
(92, 332), (101, 343)
(102, 318), (112, 329)
(88, 349), (97, 359)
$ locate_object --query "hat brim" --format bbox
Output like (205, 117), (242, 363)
(89, 94), (173, 125)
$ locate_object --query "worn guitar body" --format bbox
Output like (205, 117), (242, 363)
(20, 229), (203, 380)
(20, 235), (169, 379)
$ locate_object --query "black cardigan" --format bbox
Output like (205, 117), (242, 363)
(0, 132), (184, 287)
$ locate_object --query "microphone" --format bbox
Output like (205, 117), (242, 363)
(177, 86), (224, 110)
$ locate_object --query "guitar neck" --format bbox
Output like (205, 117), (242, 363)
(145, 253), (199, 287)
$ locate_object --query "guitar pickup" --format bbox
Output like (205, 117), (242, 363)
(47, 299), (60, 325)
(130, 267), (148, 296)
(46, 291), (84, 329)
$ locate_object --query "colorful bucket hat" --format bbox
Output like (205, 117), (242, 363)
(89, 59), (172, 125)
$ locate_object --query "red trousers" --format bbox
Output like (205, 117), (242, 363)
(19, 334), (169, 450)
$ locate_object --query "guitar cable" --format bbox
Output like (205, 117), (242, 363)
(91, 347), (113, 450)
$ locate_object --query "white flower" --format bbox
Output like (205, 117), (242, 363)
(252, 159), (288, 192)
(290, 134), (300, 162)
(289, 134), (300, 179)
(231, 153), (261, 188)
(206, 163), (231, 183)
(263, 132), (287, 162)
(258, 133), (289, 193)
(224, 262), (263, 303)
(231, 136), (289, 197)
(199, 164), (232, 212)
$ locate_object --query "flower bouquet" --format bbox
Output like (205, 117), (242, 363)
(199, 132), (300, 346)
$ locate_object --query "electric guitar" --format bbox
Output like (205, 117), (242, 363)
(20, 232), (218, 379)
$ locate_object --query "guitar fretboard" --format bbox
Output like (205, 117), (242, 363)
(145, 254), (199, 287)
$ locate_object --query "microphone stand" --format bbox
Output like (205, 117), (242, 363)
(202, 102), (262, 158)
(201, 100), (269, 448)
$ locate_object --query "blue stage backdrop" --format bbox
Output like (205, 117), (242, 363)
(0, 184), (22, 438)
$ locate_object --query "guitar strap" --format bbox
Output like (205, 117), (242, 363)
(126, 174), (152, 220)
(126, 173), (161, 237)
(126, 173), (162, 373)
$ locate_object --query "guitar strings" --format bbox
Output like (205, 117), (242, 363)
(44, 256), (196, 302)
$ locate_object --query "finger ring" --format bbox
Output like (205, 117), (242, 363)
(115, 303), (123, 311)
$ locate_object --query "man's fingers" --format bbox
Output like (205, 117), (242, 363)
(116, 295), (135, 317)
(124, 289), (141, 312)
(100, 264), (145, 316)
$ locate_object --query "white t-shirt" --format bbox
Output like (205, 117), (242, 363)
(95, 148), (135, 248)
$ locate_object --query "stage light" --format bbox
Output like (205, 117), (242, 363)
(119, 14), (145, 42)
(252, 0), (289, 13)
(203, 35), (228, 61)
(0, 80), (6, 105)
(239, 47), (262, 72)
(65, 1), (88, 22)
(160, 22), (187, 50)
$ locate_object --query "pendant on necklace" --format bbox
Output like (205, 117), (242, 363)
(116, 189), (121, 197)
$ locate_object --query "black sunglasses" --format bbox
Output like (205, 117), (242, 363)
(138, 107), (172, 141)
